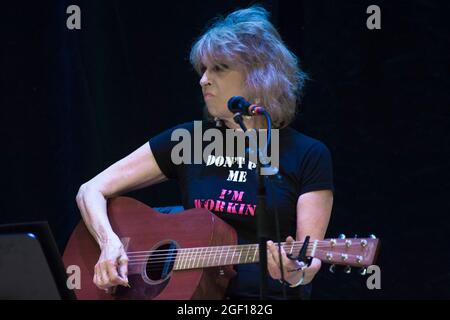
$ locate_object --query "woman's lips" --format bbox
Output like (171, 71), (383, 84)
(203, 93), (214, 99)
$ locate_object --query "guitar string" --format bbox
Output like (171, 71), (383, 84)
(127, 250), (366, 271)
(124, 241), (360, 256)
(126, 246), (314, 263)
(124, 243), (356, 261)
(124, 240), (343, 254)
(125, 247), (362, 266)
(125, 245), (319, 262)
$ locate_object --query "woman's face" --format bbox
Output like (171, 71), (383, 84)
(199, 61), (248, 120)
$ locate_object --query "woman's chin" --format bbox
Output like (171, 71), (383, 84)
(206, 106), (221, 118)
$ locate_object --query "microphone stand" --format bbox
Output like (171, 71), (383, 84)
(232, 112), (271, 300)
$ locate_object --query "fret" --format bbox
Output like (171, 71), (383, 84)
(230, 247), (236, 265)
(174, 254), (178, 270)
(252, 245), (258, 262)
(197, 248), (205, 268)
(237, 247), (243, 264)
(200, 247), (206, 268)
(196, 248), (202, 269)
(173, 250), (180, 270)
(196, 248), (201, 268)
(191, 248), (196, 269)
(289, 242), (294, 255)
(186, 248), (192, 269)
(206, 247), (212, 267)
(181, 249), (188, 270)
(190, 248), (197, 269)
(225, 246), (230, 265)
(177, 249), (182, 270)
(219, 246), (224, 266)
(245, 245), (250, 262)
(190, 248), (196, 269)
(212, 247), (217, 266)
(197, 248), (201, 268)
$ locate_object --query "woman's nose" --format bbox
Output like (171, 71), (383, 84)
(200, 72), (211, 87)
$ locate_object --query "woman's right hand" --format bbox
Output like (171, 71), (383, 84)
(93, 235), (129, 291)
(77, 143), (166, 292)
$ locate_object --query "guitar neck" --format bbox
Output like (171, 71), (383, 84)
(173, 241), (315, 271)
(172, 237), (379, 270)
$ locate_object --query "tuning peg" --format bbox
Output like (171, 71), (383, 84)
(329, 264), (336, 274)
(369, 234), (377, 239)
(338, 234), (346, 239)
(344, 266), (352, 274)
(359, 267), (367, 276)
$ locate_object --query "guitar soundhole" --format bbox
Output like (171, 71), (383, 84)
(145, 241), (178, 282)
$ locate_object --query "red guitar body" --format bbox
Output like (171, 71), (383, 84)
(63, 197), (237, 300)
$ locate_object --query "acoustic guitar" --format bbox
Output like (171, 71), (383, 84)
(63, 196), (380, 299)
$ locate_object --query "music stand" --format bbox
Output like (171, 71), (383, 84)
(0, 221), (76, 300)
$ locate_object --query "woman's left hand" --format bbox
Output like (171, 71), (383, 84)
(266, 236), (321, 286)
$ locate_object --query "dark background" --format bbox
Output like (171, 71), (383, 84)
(1, 0), (449, 299)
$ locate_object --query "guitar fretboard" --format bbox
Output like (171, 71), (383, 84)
(173, 243), (310, 270)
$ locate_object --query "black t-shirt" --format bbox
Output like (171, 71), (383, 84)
(149, 120), (334, 299)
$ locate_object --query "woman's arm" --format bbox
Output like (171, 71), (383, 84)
(267, 189), (333, 286)
(294, 189), (333, 283)
(76, 143), (167, 290)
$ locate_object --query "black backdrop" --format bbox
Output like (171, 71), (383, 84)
(1, 0), (449, 299)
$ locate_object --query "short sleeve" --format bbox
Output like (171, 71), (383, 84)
(148, 122), (193, 180)
(298, 142), (335, 195)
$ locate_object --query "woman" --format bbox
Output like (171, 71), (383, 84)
(76, 5), (334, 300)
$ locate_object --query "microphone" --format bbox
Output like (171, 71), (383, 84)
(227, 96), (265, 116)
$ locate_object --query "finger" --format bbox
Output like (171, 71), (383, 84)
(118, 255), (129, 284)
(93, 264), (99, 285)
(99, 261), (112, 288)
(271, 244), (298, 276)
(94, 264), (107, 289)
(106, 259), (129, 287)
(95, 268), (108, 290)
(283, 236), (296, 257)
(269, 241), (286, 265)
(93, 270), (100, 288)
(277, 246), (296, 277)
(266, 240), (279, 258)
(279, 245), (292, 266)
(105, 260), (123, 286)
(286, 236), (295, 243)
(266, 248), (280, 279)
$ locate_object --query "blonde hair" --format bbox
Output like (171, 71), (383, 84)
(190, 5), (308, 128)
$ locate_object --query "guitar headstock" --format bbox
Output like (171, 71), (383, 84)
(312, 234), (380, 271)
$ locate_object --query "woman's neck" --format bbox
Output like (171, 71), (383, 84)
(222, 115), (268, 130)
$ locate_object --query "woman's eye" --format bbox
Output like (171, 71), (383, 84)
(200, 64), (228, 74)
(213, 64), (228, 72)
